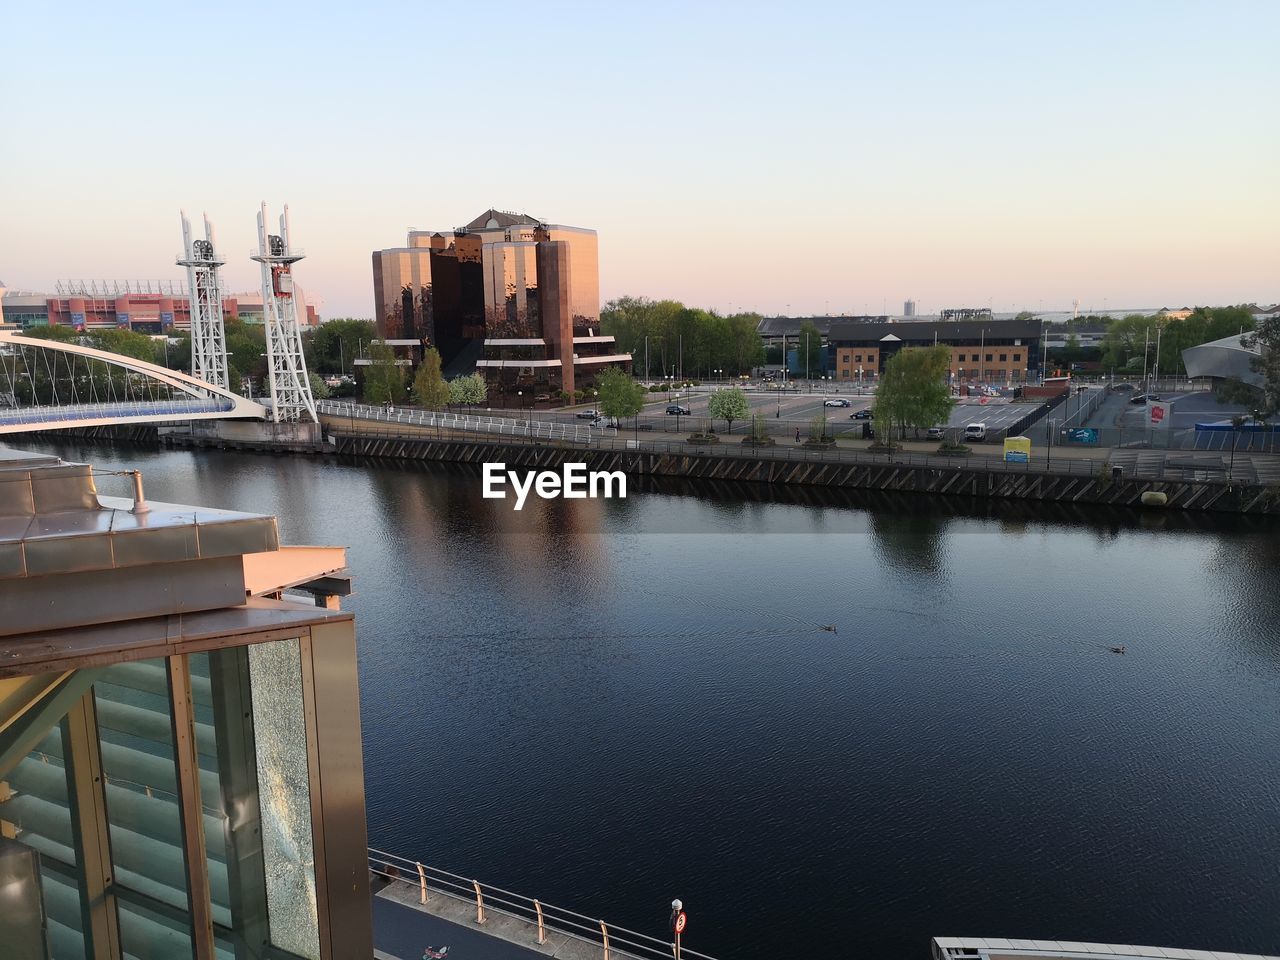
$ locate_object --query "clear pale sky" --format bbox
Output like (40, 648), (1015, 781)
(3, 1), (1277, 318)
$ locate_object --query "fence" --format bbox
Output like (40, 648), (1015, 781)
(318, 400), (595, 444)
(331, 421), (1114, 479)
(367, 848), (718, 960)
(0, 397), (233, 426)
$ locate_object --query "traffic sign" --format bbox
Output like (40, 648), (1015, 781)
(674, 911), (687, 934)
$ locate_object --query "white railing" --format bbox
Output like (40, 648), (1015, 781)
(367, 848), (717, 960)
(0, 397), (233, 426)
(317, 400), (599, 444)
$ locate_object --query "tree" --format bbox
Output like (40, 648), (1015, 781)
(797, 320), (823, 379)
(600, 297), (765, 378)
(363, 341), (404, 404)
(873, 345), (954, 439)
(597, 367), (646, 433)
(708, 386), (750, 434)
(448, 373), (487, 407)
(306, 318), (377, 376)
(411, 348), (451, 409)
(308, 372), (331, 400)
(1014, 310), (1036, 322)
(1215, 313), (1280, 420)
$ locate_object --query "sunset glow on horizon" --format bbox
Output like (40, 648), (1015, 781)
(3, 1), (1276, 318)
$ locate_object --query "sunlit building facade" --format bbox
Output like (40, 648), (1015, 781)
(372, 210), (629, 401)
(0, 448), (370, 959)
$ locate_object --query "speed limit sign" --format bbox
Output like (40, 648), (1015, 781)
(674, 911), (687, 934)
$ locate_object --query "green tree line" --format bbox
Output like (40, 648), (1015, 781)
(601, 296), (766, 379)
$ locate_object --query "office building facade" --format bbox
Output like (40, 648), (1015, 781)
(372, 210), (629, 400)
(829, 318), (1042, 383)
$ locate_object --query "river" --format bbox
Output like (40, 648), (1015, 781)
(15, 439), (1280, 960)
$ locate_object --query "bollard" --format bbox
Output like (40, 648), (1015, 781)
(473, 880), (485, 923)
(417, 862), (428, 904)
(130, 470), (150, 515)
(600, 920), (610, 960)
(534, 900), (546, 944)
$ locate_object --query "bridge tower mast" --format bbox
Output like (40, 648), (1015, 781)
(177, 211), (230, 390)
(251, 202), (317, 423)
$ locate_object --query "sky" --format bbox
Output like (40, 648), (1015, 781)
(3, 1), (1277, 318)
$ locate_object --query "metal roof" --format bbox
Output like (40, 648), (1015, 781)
(829, 318), (1043, 343)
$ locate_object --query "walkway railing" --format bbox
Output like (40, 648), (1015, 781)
(0, 397), (234, 426)
(318, 400), (596, 444)
(367, 848), (718, 960)
(332, 419), (1115, 479)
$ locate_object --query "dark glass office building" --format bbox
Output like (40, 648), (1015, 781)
(372, 210), (630, 401)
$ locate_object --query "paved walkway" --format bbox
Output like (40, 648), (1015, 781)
(372, 880), (630, 960)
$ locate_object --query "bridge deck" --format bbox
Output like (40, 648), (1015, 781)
(373, 879), (641, 960)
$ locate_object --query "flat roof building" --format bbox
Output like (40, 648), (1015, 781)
(372, 209), (629, 401)
(828, 318), (1043, 384)
(0, 447), (370, 959)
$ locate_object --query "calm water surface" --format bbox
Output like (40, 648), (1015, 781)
(19, 441), (1280, 960)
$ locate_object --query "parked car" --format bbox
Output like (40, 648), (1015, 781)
(964, 422), (987, 442)
(824, 398), (851, 408)
(637, 423), (654, 431)
(592, 416), (619, 428)
(576, 409), (600, 419)
(851, 409), (873, 420)
(1129, 394), (1161, 404)
(926, 426), (946, 440)
(666, 404), (691, 415)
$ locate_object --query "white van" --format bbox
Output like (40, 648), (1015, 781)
(963, 422), (987, 442)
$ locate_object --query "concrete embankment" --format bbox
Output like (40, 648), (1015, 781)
(328, 428), (1280, 515)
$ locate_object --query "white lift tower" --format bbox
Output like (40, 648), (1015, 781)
(251, 202), (317, 423)
(176, 211), (230, 390)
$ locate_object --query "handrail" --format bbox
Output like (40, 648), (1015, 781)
(367, 848), (720, 960)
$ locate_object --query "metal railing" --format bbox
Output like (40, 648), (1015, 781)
(0, 397), (233, 426)
(332, 420), (1119, 479)
(318, 400), (596, 444)
(367, 848), (718, 960)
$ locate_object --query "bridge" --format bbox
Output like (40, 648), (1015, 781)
(0, 330), (266, 433)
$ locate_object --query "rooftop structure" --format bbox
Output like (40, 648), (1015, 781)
(933, 937), (1280, 960)
(0, 446), (369, 957)
(1182, 332), (1265, 388)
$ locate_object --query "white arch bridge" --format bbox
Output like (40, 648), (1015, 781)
(0, 331), (266, 434)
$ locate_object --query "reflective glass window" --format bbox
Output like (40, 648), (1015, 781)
(94, 658), (194, 958)
(0, 717), (91, 959)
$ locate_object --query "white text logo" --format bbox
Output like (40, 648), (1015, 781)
(482, 462), (627, 510)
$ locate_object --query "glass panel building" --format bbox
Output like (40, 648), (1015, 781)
(0, 447), (371, 959)
(372, 209), (631, 403)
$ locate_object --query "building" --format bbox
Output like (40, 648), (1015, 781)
(371, 209), (630, 399)
(0, 447), (370, 959)
(829, 318), (1043, 383)
(932, 938), (1279, 960)
(0, 281), (320, 333)
(756, 315), (891, 347)
(1182, 332), (1264, 388)
(904, 299), (917, 317)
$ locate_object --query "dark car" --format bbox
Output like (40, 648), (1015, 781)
(576, 409), (600, 419)
(666, 404), (691, 415)
(637, 423), (654, 431)
(851, 409), (873, 420)
(1130, 394), (1162, 404)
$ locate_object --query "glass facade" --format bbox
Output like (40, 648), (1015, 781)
(373, 212), (626, 403)
(0, 717), (91, 960)
(0, 643), (333, 959)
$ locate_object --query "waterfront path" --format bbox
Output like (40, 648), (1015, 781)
(372, 879), (643, 960)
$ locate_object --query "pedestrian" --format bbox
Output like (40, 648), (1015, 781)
(795, 427), (801, 442)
